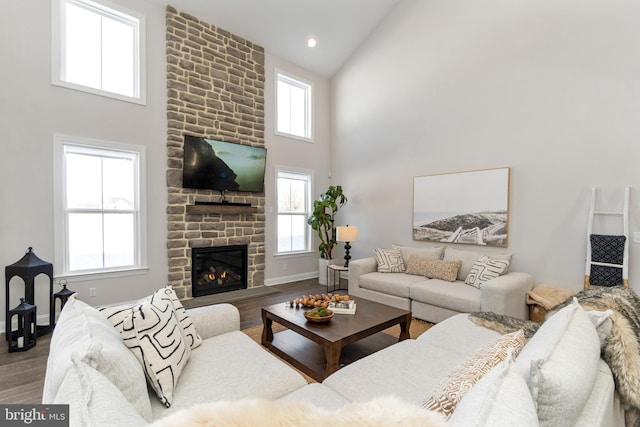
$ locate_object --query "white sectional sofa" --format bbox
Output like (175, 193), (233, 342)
(349, 245), (533, 323)
(43, 292), (624, 426)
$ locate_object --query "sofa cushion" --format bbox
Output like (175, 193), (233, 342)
(323, 339), (466, 405)
(393, 244), (444, 266)
(423, 329), (525, 418)
(516, 299), (600, 426)
(448, 350), (538, 427)
(280, 383), (351, 410)
(42, 296), (152, 421)
(406, 256), (462, 282)
(416, 314), (502, 354)
(359, 272), (427, 298)
(54, 357), (146, 427)
(374, 248), (406, 272)
(151, 330), (308, 418)
(443, 247), (481, 281)
(118, 301), (191, 408)
(464, 255), (511, 289)
(410, 279), (481, 314)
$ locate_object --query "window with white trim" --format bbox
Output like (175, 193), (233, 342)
(276, 168), (312, 254)
(53, 135), (146, 278)
(52, 0), (146, 104)
(276, 71), (312, 141)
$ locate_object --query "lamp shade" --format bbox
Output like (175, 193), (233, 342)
(336, 226), (358, 242)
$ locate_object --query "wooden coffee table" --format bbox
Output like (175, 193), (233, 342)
(261, 297), (411, 382)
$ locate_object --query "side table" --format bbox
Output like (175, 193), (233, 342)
(327, 264), (348, 292)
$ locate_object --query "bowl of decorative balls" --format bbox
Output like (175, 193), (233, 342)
(304, 307), (334, 323)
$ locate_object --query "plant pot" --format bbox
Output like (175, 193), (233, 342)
(318, 258), (331, 285)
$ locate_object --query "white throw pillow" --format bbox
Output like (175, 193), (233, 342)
(374, 248), (406, 273)
(448, 350), (538, 427)
(119, 301), (191, 407)
(80, 342), (152, 421)
(516, 298), (601, 426)
(464, 255), (511, 288)
(43, 296), (152, 421)
(54, 356), (147, 427)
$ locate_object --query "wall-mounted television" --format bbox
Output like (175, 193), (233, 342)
(182, 135), (267, 193)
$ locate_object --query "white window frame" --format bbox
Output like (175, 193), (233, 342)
(53, 134), (148, 281)
(275, 167), (313, 256)
(51, 0), (147, 105)
(275, 70), (313, 142)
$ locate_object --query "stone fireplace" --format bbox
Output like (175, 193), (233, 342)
(165, 7), (266, 299)
(192, 245), (248, 297)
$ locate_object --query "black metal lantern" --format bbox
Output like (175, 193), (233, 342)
(8, 298), (37, 352)
(5, 247), (54, 340)
(53, 281), (76, 324)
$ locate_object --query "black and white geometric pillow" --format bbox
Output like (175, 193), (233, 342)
(589, 234), (625, 287)
(154, 287), (203, 349)
(465, 255), (511, 289)
(590, 234), (625, 265)
(99, 286), (202, 350)
(119, 301), (190, 407)
(375, 248), (406, 273)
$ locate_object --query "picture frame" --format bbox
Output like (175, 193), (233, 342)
(412, 167), (510, 247)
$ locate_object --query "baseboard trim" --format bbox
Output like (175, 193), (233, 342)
(265, 272), (318, 286)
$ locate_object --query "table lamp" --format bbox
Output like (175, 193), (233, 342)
(336, 225), (358, 267)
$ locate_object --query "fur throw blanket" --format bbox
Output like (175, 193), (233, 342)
(150, 396), (447, 427)
(470, 286), (640, 427)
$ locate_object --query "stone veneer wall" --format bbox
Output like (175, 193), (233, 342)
(165, 6), (266, 299)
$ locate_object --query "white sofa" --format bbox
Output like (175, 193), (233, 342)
(44, 294), (623, 426)
(349, 245), (533, 323)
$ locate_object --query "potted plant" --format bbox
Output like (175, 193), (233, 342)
(307, 185), (348, 284)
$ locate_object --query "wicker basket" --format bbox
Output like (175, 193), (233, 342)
(529, 304), (547, 323)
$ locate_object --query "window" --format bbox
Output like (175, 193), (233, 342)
(276, 71), (312, 141)
(53, 135), (147, 278)
(52, 0), (146, 104)
(276, 168), (312, 254)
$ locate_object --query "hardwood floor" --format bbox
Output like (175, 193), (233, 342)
(0, 278), (336, 404)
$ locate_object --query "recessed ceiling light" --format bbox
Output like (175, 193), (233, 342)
(307, 37), (317, 48)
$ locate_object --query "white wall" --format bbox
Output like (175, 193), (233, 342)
(263, 55), (333, 285)
(0, 1), (332, 327)
(0, 0), (168, 315)
(331, 0), (640, 292)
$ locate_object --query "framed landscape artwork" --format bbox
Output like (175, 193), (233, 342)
(413, 167), (510, 247)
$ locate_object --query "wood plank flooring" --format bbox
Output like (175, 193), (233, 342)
(0, 278), (336, 404)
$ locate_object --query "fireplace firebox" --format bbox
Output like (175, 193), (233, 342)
(191, 245), (248, 297)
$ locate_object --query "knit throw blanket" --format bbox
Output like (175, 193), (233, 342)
(470, 286), (640, 427)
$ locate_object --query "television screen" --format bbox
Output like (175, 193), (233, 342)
(182, 135), (267, 192)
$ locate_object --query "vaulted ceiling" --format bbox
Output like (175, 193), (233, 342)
(148, 0), (402, 77)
